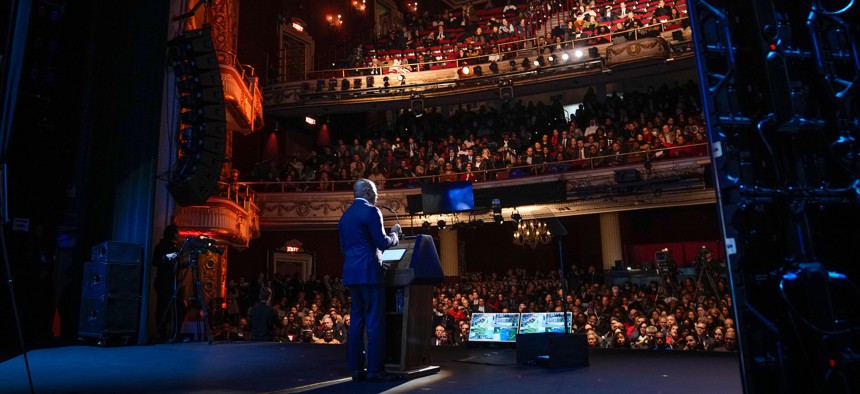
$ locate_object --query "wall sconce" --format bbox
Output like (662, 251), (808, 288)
(410, 2), (418, 12)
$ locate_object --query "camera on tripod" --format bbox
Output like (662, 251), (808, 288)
(654, 248), (673, 273)
(694, 246), (711, 270)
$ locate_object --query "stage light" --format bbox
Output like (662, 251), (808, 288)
(561, 52), (570, 61)
(397, 74), (405, 84)
(366, 76), (375, 87)
(422, 221), (432, 231)
(575, 49), (584, 58)
(489, 61), (499, 73)
(437, 220), (446, 230)
(522, 58), (531, 69)
(383, 76), (390, 87)
(511, 211), (522, 223)
(328, 78), (337, 91)
(353, 78), (362, 89)
(547, 54), (555, 63)
(509, 59), (517, 70)
(533, 59), (541, 67)
(316, 79), (325, 92)
(458, 66), (471, 77)
(588, 47), (599, 58)
(473, 65), (483, 76)
(341, 79), (350, 90)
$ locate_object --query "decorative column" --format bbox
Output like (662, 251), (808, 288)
(438, 229), (459, 277)
(600, 212), (623, 270)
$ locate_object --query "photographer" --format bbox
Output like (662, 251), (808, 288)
(152, 225), (180, 341)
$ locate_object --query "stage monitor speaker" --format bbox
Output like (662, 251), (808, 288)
(91, 241), (142, 264)
(517, 333), (589, 368)
(79, 297), (139, 339)
(81, 262), (141, 299)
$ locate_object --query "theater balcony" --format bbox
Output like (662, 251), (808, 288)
(244, 150), (714, 231)
(262, 20), (694, 117)
(173, 184), (262, 249)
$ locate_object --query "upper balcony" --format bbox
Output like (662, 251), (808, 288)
(262, 17), (694, 117)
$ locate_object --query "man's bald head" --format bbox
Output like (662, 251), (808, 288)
(353, 178), (378, 205)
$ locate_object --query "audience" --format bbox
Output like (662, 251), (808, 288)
(245, 80), (705, 192)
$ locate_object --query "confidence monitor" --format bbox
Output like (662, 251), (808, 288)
(519, 312), (573, 334)
(468, 313), (520, 342)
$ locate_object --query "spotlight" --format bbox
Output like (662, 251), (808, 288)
(437, 220), (446, 230)
(458, 66), (471, 77)
(365, 75), (374, 87)
(353, 78), (362, 89)
(522, 58), (531, 69)
(588, 47), (599, 59)
(383, 76), (390, 87)
(473, 65), (483, 76)
(511, 211), (522, 223)
(547, 54), (555, 63)
(341, 79), (350, 90)
(575, 49), (584, 59)
(561, 52), (570, 61)
(422, 221), (432, 231)
(489, 61), (499, 74)
(509, 59), (517, 70)
(397, 74), (405, 84)
(533, 59), (541, 67)
(316, 79), (325, 92)
(328, 78), (337, 91)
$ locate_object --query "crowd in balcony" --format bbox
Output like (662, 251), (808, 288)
(340, 0), (688, 73)
(247, 79), (706, 192)
(211, 264), (735, 352)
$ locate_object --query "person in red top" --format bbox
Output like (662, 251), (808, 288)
(447, 304), (468, 323)
(459, 163), (478, 182)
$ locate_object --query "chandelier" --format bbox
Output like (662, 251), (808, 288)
(513, 219), (552, 249)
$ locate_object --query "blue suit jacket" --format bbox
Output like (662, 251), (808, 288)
(339, 198), (398, 285)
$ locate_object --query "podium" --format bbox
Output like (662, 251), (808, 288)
(382, 234), (444, 379)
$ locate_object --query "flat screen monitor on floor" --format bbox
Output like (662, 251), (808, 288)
(468, 313), (520, 342)
(518, 312), (573, 334)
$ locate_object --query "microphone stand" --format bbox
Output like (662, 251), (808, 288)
(381, 205), (404, 239)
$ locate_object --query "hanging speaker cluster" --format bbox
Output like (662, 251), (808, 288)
(166, 26), (227, 206)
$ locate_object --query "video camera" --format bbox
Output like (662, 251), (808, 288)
(183, 235), (225, 254)
(654, 248), (673, 273)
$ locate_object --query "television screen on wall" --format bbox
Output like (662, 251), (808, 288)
(420, 181), (475, 214)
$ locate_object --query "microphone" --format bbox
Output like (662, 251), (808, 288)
(380, 205), (403, 237)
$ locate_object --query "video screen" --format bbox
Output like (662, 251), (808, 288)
(468, 313), (520, 342)
(421, 181), (475, 214)
(518, 312), (573, 334)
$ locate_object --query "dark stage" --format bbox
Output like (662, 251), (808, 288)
(0, 342), (741, 393)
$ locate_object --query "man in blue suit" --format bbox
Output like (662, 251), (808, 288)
(339, 178), (401, 381)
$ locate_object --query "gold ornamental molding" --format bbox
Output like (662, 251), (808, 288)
(605, 37), (671, 69)
(221, 64), (264, 134)
(173, 197), (261, 249)
(254, 157), (714, 230)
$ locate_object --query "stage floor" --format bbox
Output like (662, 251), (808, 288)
(0, 342), (742, 393)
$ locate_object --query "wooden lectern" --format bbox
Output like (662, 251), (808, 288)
(382, 234), (444, 379)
